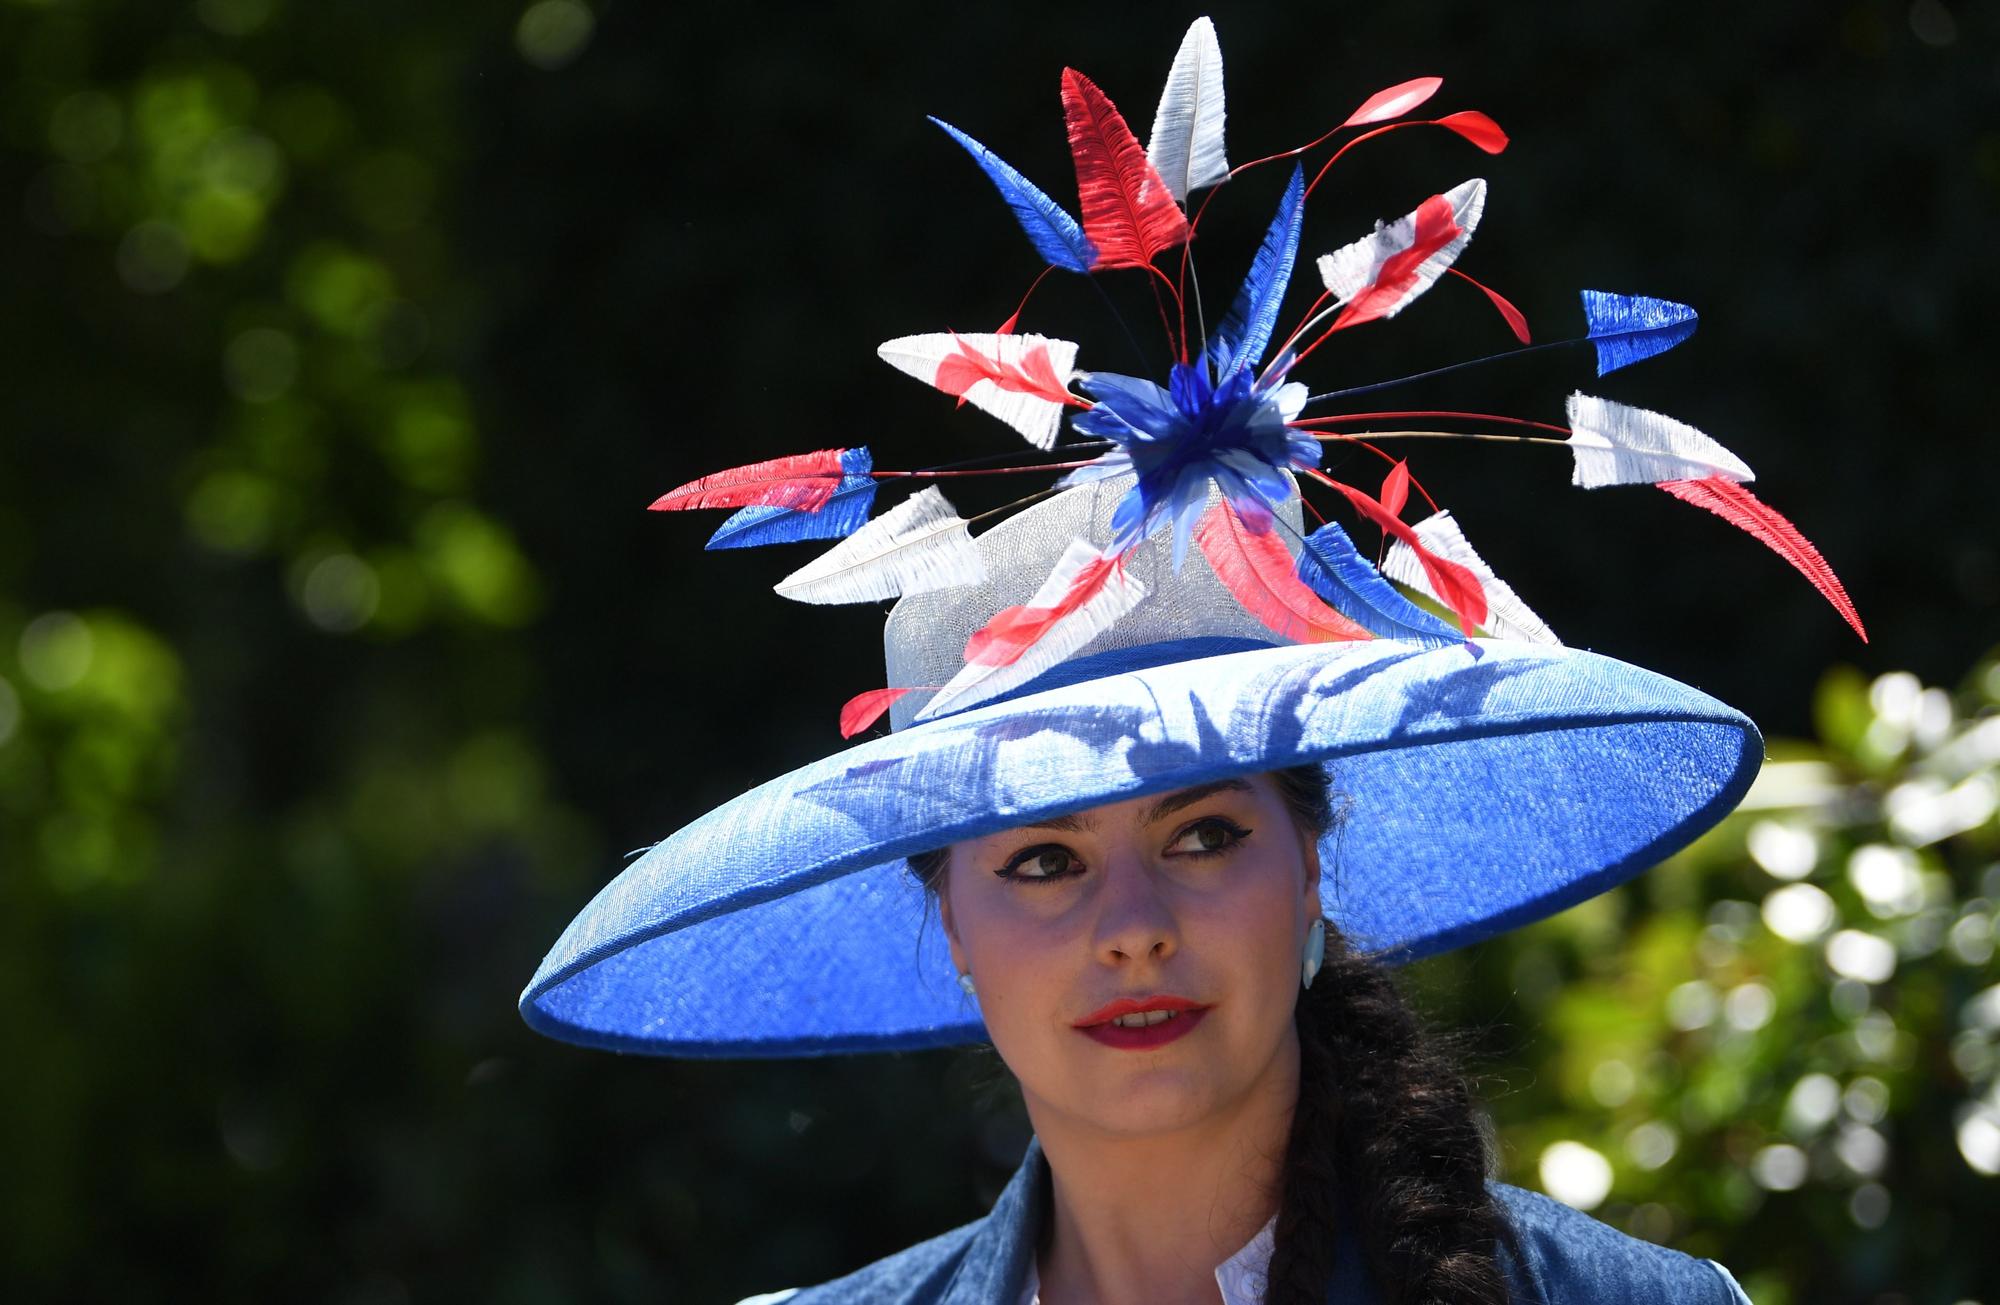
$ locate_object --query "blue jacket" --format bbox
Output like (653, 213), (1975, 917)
(765, 1139), (1752, 1303)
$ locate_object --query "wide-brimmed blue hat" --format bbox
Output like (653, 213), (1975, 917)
(520, 480), (1761, 1057)
(518, 16), (1864, 1057)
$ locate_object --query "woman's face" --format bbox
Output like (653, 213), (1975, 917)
(939, 774), (1321, 1139)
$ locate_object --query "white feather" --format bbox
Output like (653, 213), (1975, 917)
(1565, 393), (1756, 489)
(774, 487), (984, 606)
(916, 540), (1148, 720)
(1147, 16), (1229, 203)
(1380, 510), (1561, 645)
(1315, 178), (1487, 316)
(876, 332), (1079, 450)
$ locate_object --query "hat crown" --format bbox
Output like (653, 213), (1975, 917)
(883, 477), (1302, 728)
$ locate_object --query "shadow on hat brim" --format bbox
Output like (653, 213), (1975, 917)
(520, 638), (1761, 1058)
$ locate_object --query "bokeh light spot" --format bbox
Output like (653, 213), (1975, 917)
(1958, 1108), (2000, 1175)
(48, 91), (124, 163)
(416, 503), (541, 627)
(516, 1), (594, 70)
(19, 613), (95, 691)
(288, 243), (395, 337)
(1723, 982), (1775, 1032)
(1589, 1058), (1636, 1108)
(1763, 881), (1838, 943)
(116, 220), (191, 293)
(196, 0), (277, 36)
(1782, 1072), (1841, 1136)
(1751, 1142), (1807, 1191)
(1748, 819), (1819, 880)
(186, 469), (280, 554)
(1538, 1140), (1614, 1210)
(297, 553), (380, 632)
(1825, 930), (1897, 984)
(0, 674), (20, 747)
(1848, 1182), (1891, 1229)
(1909, 0), (1958, 46)
(1625, 1121), (1679, 1171)
(224, 327), (299, 402)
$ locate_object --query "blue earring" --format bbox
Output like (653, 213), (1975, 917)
(957, 972), (977, 997)
(1301, 918), (1326, 989)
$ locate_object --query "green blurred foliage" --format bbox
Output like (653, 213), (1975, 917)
(0, 0), (1994, 1302)
(1409, 655), (2000, 1304)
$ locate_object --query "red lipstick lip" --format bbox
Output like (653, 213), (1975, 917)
(1075, 1003), (1208, 1051)
(1072, 994), (1206, 1028)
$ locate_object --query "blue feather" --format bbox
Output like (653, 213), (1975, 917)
(929, 117), (1096, 274)
(706, 448), (877, 550)
(1296, 522), (1458, 645)
(1207, 165), (1305, 380)
(1580, 289), (1698, 375)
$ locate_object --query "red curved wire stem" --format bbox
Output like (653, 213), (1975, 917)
(1305, 120), (1433, 199)
(997, 264), (1060, 334)
(1297, 446), (1442, 515)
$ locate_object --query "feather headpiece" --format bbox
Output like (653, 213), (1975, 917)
(649, 17), (1863, 737)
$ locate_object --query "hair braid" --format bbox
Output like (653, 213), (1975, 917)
(1263, 933), (1516, 1304)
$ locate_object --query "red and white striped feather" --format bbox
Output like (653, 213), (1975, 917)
(877, 332), (1081, 450)
(1316, 178), (1486, 325)
(1382, 510), (1560, 645)
(916, 539), (1147, 720)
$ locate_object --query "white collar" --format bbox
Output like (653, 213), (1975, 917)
(1017, 1213), (1278, 1305)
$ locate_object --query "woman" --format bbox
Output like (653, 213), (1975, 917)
(523, 17), (1850, 1301)
(525, 477), (1765, 1302)
(788, 765), (1752, 1303)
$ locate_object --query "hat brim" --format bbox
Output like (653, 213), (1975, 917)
(521, 638), (1760, 1057)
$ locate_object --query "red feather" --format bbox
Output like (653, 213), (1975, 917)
(1434, 110), (1508, 154)
(1194, 500), (1373, 644)
(932, 334), (1079, 409)
(1341, 76), (1444, 128)
(1060, 68), (1191, 270)
(1657, 476), (1867, 641)
(1380, 461), (1411, 518)
(651, 449), (849, 513)
(839, 686), (915, 738)
(1447, 267), (1531, 343)
(1332, 194), (1462, 331)
(1314, 473), (1489, 632)
(964, 550), (1124, 667)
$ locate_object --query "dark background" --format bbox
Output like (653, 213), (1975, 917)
(2, 0), (1995, 1300)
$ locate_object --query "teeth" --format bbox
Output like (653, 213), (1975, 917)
(1111, 1010), (1179, 1028)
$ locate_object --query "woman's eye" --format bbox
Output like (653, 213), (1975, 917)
(1001, 846), (1079, 881)
(1168, 818), (1250, 856)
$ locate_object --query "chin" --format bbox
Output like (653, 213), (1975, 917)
(1051, 1054), (1235, 1136)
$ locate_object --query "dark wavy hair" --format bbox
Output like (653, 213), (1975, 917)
(906, 765), (1516, 1304)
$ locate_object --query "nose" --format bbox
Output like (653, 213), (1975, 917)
(1089, 848), (1179, 965)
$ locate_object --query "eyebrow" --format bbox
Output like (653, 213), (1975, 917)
(1019, 779), (1253, 834)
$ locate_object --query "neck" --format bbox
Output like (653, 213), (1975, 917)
(1026, 1031), (1299, 1305)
